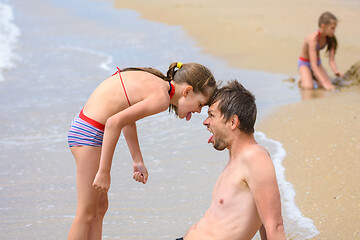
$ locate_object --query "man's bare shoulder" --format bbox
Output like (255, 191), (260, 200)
(239, 144), (277, 187)
(240, 144), (272, 169)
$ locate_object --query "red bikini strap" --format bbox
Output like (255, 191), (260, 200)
(115, 67), (131, 106)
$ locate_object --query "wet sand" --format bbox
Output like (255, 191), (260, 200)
(110, 0), (360, 239)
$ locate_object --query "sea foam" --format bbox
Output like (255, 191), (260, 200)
(255, 131), (319, 239)
(60, 45), (113, 73)
(0, 2), (20, 81)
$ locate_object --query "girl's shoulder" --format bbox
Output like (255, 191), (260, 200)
(121, 70), (170, 104)
(121, 70), (165, 88)
(305, 30), (319, 42)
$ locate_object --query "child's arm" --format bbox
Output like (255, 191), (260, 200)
(308, 39), (334, 90)
(329, 48), (342, 77)
(259, 225), (267, 240)
(123, 122), (148, 184)
(93, 95), (169, 192)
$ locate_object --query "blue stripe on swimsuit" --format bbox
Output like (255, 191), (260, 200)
(68, 115), (104, 147)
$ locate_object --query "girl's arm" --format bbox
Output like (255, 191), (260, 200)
(308, 39), (334, 90)
(308, 40), (326, 82)
(329, 48), (342, 77)
(259, 225), (267, 240)
(123, 122), (148, 184)
(93, 94), (169, 192)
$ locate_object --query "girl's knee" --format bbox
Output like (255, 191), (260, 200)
(97, 194), (109, 217)
(76, 194), (108, 224)
(75, 210), (97, 225)
(300, 80), (314, 89)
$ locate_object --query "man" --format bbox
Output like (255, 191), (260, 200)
(177, 80), (287, 240)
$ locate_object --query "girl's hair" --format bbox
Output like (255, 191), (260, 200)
(318, 11), (338, 53)
(122, 62), (217, 114)
(210, 80), (257, 134)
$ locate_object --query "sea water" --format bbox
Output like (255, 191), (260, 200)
(0, 0), (318, 239)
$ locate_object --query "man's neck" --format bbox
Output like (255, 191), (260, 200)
(227, 132), (257, 162)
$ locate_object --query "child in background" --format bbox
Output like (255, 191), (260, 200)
(67, 62), (217, 240)
(298, 12), (342, 91)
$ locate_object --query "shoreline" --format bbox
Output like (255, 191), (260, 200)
(110, 0), (360, 239)
(257, 88), (360, 239)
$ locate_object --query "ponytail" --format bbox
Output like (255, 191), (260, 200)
(164, 62), (181, 82)
(122, 62), (183, 83)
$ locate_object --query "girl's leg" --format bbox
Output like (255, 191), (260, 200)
(88, 192), (108, 240)
(68, 146), (108, 240)
(317, 65), (335, 90)
(299, 65), (314, 89)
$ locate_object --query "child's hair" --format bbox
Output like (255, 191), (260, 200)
(210, 80), (257, 134)
(122, 62), (217, 114)
(318, 11), (338, 53)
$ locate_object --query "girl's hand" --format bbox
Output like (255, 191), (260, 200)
(133, 162), (148, 184)
(325, 84), (336, 92)
(93, 170), (111, 193)
(335, 71), (343, 77)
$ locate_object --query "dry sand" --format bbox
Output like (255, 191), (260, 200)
(110, 0), (360, 239)
(112, 0), (360, 75)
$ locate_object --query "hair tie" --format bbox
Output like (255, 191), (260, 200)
(177, 62), (183, 69)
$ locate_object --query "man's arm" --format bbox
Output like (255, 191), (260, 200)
(243, 147), (287, 240)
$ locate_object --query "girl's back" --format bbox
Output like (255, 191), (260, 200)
(83, 70), (169, 124)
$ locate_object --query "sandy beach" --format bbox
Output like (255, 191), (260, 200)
(258, 88), (360, 239)
(112, 0), (360, 75)
(111, 0), (360, 239)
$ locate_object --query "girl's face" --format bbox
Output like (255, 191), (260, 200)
(177, 86), (209, 121)
(323, 20), (337, 37)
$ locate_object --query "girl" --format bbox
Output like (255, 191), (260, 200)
(298, 12), (342, 91)
(67, 62), (217, 240)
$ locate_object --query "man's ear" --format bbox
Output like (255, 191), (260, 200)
(230, 115), (240, 130)
(183, 85), (193, 97)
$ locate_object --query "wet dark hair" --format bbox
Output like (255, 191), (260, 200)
(318, 11), (338, 53)
(122, 62), (217, 114)
(210, 80), (257, 134)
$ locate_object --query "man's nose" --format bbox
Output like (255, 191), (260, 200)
(203, 117), (209, 125)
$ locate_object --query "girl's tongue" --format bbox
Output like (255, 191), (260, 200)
(208, 135), (214, 143)
(186, 112), (192, 121)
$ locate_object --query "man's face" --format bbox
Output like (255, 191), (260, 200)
(203, 101), (228, 151)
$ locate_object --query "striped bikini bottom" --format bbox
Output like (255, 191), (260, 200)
(68, 109), (105, 147)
